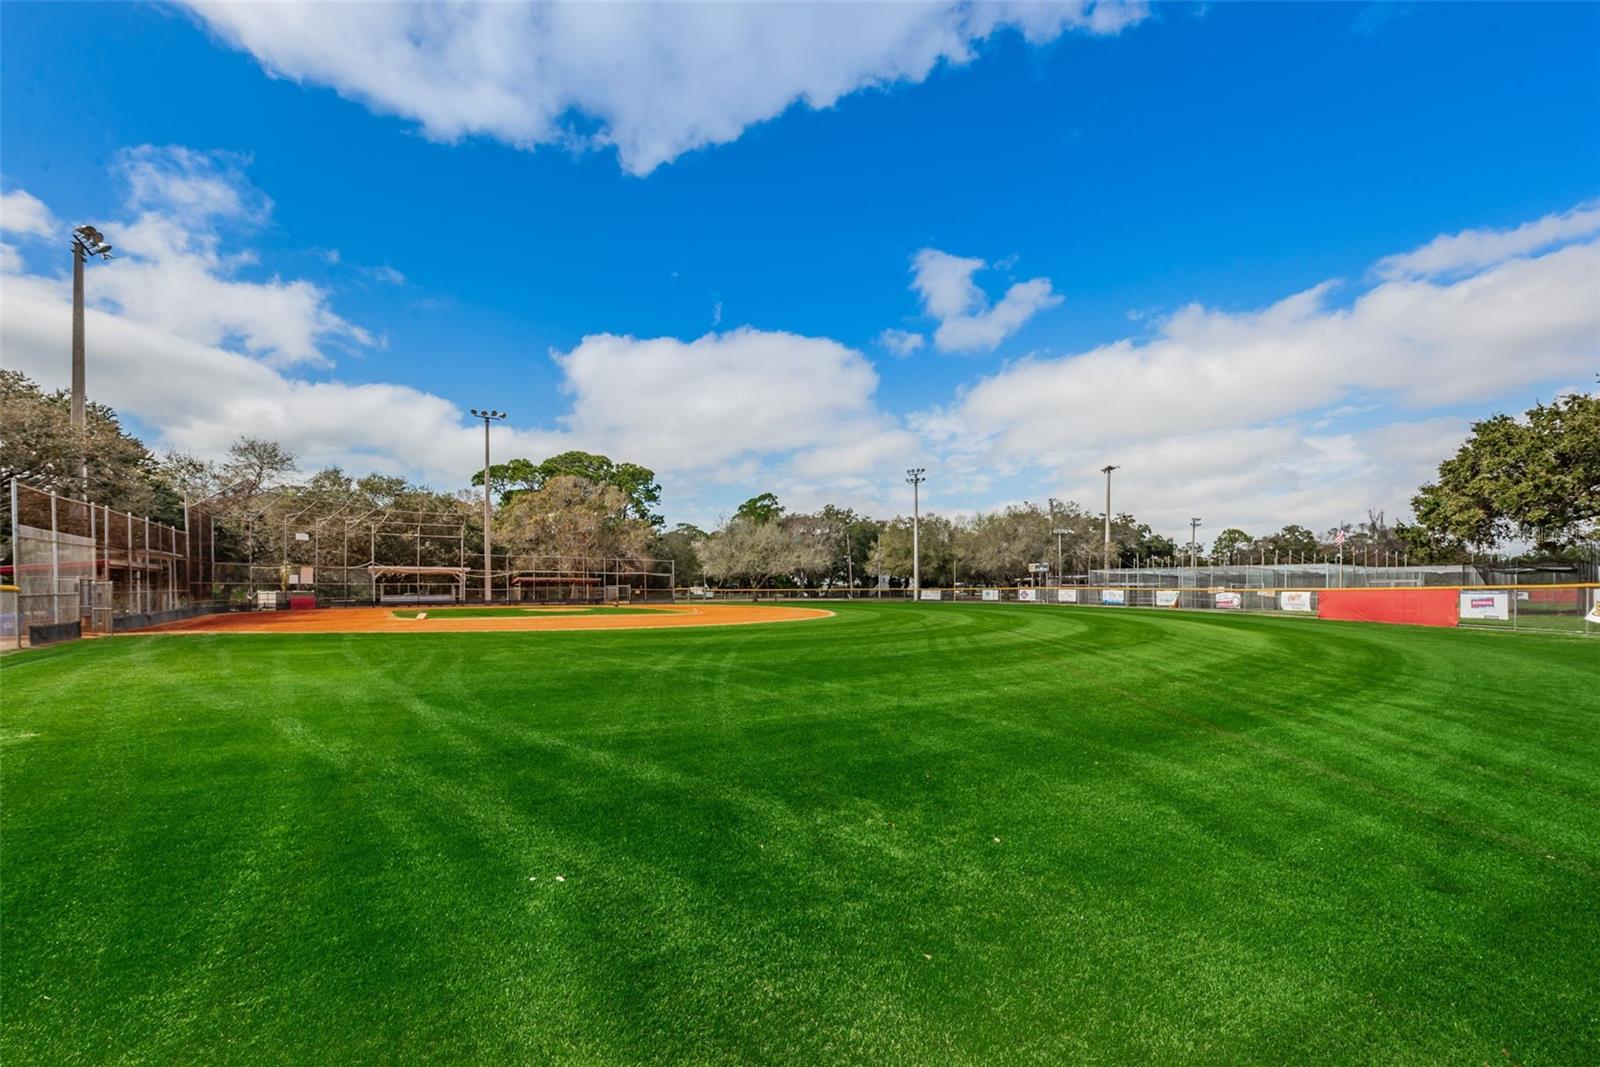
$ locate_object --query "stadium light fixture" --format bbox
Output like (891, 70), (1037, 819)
(69, 225), (114, 498)
(1189, 517), (1203, 569)
(906, 468), (926, 596)
(471, 409), (508, 603)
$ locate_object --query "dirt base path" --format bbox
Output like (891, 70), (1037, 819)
(142, 603), (834, 635)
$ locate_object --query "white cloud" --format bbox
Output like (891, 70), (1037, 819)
(0, 188), (57, 239)
(552, 328), (890, 472)
(1374, 200), (1600, 279)
(1, 172), (920, 509)
(7, 160), (1593, 539)
(1048, 420), (1472, 539)
(878, 328), (925, 358)
(117, 145), (271, 226)
(929, 223), (1599, 536)
(948, 240), (1597, 461)
(911, 248), (1062, 353)
(79, 147), (372, 367)
(360, 264), (407, 286)
(0, 270), (517, 483)
(180, 1), (1147, 175)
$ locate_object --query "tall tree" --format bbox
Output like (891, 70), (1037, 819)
(651, 523), (706, 586)
(0, 369), (163, 516)
(497, 475), (653, 565)
(1412, 392), (1599, 549)
(733, 492), (785, 525)
(699, 516), (828, 587)
(1210, 528), (1254, 564)
(1258, 524), (1320, 560)
(472, 450), (663, 524)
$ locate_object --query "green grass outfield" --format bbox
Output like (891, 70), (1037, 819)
(2, 603), (1595, 1063)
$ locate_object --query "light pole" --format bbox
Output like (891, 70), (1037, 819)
(1189, 517), (1202, 570)
(69, 225), (113, 429)
(471, 409), (506, 603)
(906, 467), (926, 596)
(841, 527), (854, 598)
(70, 225), (112, 496)
(1100, 465), (1119, 573)
(1053, 527), (1071, 583)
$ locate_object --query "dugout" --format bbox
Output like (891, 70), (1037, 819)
(368, 565), (468, 604)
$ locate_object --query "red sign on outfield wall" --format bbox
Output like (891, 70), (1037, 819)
(1316, 588), (1459, 628)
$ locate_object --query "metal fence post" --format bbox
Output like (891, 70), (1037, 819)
(49, 492), (60, 624)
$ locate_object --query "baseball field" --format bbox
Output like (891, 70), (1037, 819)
(2, 602), (1595, 1062)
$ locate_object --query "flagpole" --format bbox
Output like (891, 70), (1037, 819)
(1337, 522), (1345, 588)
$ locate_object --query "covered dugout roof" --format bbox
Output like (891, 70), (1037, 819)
(367, 566), (468, 578)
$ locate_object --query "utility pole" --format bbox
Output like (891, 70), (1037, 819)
(841, 528), (854, 598)
(1100, 465), (1119, 573)
(471, 409), (507, 603)
(1053, 527), (1070, 583)
(1189, 517), (1202, 570)
(906, 467), (926, 596)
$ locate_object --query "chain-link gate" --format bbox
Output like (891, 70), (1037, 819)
(79, 580), (114, 634)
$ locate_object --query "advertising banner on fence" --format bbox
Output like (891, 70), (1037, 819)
(918, 589), (942, 602)
(1459, 591), (1509, 621)
(1102, 589), (1126, 605)
(1017, 588), (1038, 602)
(1058, 588), (1077, 603)
(1155, 589), (1180, 608)
(1215, 592), (1242, 609)
(1280, 591), (1313, 613)
(982, 588), (1001, 601)
(1588, 589), (1600, 624)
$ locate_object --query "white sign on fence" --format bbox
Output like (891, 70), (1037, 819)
(1459, 591), (1509, 621)
(1058, 588), (1078, 603)
(1280, 590), (1313, 613)
(1587, 589), (1600, 624)
(981, 588), (1001, 601)
(1017, 588), (1038, 602)
(1101, 589), (1126, 605)
(918, 589), (942, 602)
(1155, 589), (1180, 608)
(1215, 591), (1242, 609)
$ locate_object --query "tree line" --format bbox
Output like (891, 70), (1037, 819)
(2, 369), (1593, 584)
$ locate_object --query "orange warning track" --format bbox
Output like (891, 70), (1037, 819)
(141, 603), (833, 635)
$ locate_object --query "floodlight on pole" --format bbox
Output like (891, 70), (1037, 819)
(1053, 527), (1071, 582)
(906, 467), (926, 596)
(471, 408), (507, 603)
(69, 225), (113, 498)
(1100, 465), (1119, 572)
(1189, 517), (1203, 569)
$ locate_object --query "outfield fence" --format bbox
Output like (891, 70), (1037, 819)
(677, 582), (1600, 635)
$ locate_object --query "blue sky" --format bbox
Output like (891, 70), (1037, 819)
(2, 1), (1596, 537)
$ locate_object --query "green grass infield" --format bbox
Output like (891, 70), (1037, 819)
(2, 603), (1594, 1062)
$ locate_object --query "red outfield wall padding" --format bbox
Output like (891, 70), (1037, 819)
(1317, 587), (1458, 628)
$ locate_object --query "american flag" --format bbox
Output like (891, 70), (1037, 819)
(1333, 529), (1347, 547)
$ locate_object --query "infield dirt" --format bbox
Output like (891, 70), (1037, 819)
(141, 603), (833, 634)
